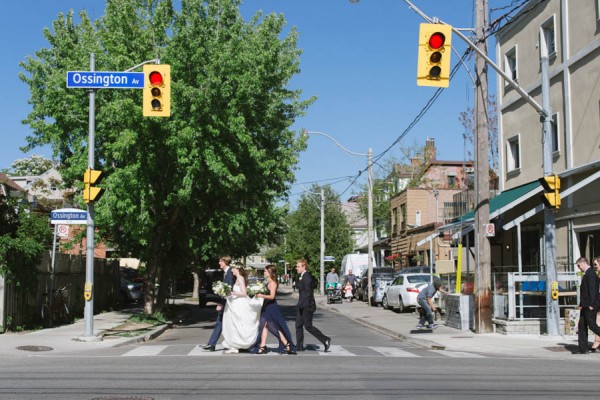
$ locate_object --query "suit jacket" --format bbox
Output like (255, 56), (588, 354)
(297, 272), (316, 311)
(580, 267), (600, 309)
(217, 268), (235, 307)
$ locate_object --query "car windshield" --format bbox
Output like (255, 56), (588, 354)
(406, 275), (431, 284)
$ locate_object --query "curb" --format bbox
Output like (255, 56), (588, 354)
(113, 322), (173, 347)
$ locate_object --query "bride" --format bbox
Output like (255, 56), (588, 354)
(221, 264), (263, 353)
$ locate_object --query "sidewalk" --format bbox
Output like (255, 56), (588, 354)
(306, 286), (581, 359)
(0, 306), (171, 357)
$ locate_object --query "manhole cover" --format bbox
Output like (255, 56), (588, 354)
(544, 346), (568, 352)
(90, 397), (154, 400)
(17, 345), (53, 352)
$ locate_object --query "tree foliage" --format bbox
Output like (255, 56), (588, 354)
(19, 0), (311, 312)
(287, 185), (354, 280)
(0, 200), (52, 289)
(6, 155), (55, 176)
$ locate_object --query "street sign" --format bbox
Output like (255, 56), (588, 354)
(50, 208), (87, 225)
(57, 225), (69, 238)
(67, 71), (145, 89)
(485, 223), (495, 237)
(323, 256), (335, 262)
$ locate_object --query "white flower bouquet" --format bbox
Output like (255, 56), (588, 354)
(212, 281), (232, 298)
(247, 281), (269, 298)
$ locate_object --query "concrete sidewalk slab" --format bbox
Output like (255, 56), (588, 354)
(0, 307), (170, 357)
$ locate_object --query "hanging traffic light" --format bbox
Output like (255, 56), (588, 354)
(417, 23), (452, 88)
(83, 169), (104, 204)
(539, 174), (561, 209)
(143, 64), (171, 117)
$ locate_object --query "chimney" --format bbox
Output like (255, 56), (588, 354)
(425, 137), (436, 161)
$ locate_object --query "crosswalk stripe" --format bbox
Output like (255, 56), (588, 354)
(320, 345), (354, 356)
(122, 345), (168, 357)
(369, 346), (420, 357)
(431, 350), (486, 358)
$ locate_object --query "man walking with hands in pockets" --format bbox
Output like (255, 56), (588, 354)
(295, 259), (331, 352)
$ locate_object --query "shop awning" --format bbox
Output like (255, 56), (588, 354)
(438, 180), (543, 236)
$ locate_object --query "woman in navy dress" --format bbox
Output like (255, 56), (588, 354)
(253, 265), (297, 355)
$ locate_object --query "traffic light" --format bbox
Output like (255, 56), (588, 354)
(539, 174), (561, 208)
(143, 64), (171, 117)
(83, 169), (104, 204)
(417, 23), (452, 88)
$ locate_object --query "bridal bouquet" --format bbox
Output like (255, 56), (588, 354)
(212, 281), (232, 298)
(247, 281), (269, 298)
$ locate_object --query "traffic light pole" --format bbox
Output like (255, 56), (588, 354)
(540, 32), (560, 336)
(82, 53), (98, 340)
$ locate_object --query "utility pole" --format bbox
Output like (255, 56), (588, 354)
(540, 27), (560, 336)
(320, 188), (325, 296)
(367, 148), (374, 306)
(474, 0), (493, 333)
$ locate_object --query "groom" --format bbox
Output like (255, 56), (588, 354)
(295, 259), (331, 352)
(202, 255), (234, 351)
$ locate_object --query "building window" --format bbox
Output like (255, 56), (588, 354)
(507, 136), (520, 172)
(551, 113), (559, 153)
(504, 46), (518, 84)
(447, 175), (456, 188)
(400, 204), (407, 232)
(392, 207), (398, 235)
(541, 16), (556, 58)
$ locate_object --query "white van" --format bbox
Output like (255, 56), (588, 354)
(340, 253), (369, 278)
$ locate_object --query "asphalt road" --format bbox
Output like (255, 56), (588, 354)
(2, 292), (600, 399)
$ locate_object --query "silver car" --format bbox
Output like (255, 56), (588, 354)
(382, 273), (433, 312)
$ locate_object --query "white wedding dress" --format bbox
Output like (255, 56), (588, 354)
(222, 284), (263, 350)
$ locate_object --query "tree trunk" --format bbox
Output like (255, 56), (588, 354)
(192, 270), (199, 299)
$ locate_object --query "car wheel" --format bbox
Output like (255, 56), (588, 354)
(398, 297), (405, 313)
(382, 295), (389, 310)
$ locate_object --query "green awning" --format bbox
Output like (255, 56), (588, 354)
(458, 180), (542, 222)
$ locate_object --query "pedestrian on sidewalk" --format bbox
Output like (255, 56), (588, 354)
(295, 259), (331, 352)
(343, 281), (354, 302)
(416, 278), (445, 330)
(575, 257), (600, 354)
(590, 257), (600, 352)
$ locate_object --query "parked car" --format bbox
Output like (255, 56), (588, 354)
(382, 273), (433, 312)
(198, 268), (224, 308)
(398, 266), (436, 275)
(356, 267), (397, 306)
(120, 278), (143, 302)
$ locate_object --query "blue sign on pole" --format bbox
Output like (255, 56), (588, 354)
(323, 256), (335, 262)
(67, 71), (145, 89)
(50, 208), (88, 225)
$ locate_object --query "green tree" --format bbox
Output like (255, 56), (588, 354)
(0, 200), (52, 290)
(6, 155), (54, 176)
(19, 0), (311, 313)
(287, 185), (353, 281)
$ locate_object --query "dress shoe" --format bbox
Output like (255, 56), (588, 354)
(324, 338), (331, 352)
(201, 344), (216, 352)
(573, 350), (590, 355)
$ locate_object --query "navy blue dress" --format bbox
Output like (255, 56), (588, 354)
(252, 295), (297, 353)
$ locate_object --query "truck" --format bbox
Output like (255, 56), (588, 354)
(340, 253), (369, 278)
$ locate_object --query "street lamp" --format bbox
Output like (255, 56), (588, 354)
(302, 187), (326, 295)
(303, 130), (375, 305)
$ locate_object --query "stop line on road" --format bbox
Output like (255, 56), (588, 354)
(120, 344), (487, 359)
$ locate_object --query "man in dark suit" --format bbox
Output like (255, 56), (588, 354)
(202, 255), (234, 351)
(295, 259), (331, 352)
(575, 257), (600, 354)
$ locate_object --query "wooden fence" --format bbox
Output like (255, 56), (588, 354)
(0, 252), (120, 331)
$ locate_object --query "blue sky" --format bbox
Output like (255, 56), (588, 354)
(1, 0), (502, 202)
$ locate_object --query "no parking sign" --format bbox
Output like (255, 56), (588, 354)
(57, 225), (69, 238)
(485, 223), (495, 237)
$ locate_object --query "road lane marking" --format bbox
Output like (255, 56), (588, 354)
(122, 345), (168, 357)
(369, 346), (420, 357)
(431, 350), (486, 358)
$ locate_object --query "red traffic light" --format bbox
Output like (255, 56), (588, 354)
(149, 71), (164, 86)
(429, 32), (445, 49)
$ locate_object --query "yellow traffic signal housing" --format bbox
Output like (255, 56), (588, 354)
(417, 23), (452, 88)
(143, 64), (171, 117)
(539, 174), (561, 208)
(83, 169), (104, 204)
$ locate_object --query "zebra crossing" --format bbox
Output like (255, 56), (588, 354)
(118, 343), (488, 358)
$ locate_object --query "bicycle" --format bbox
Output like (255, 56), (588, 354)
(41, 285), (71, 328)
